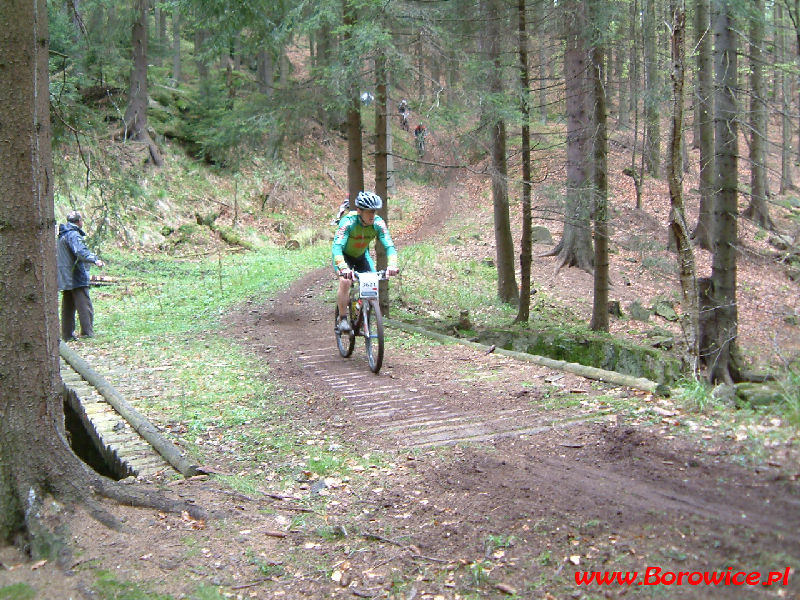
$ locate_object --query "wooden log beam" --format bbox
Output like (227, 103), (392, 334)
(59, 341), (202, 477)
(384, 319), (670, 396)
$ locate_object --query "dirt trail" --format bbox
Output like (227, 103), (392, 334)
(222, 176), (800, 598)
(4, 175), (797, 600)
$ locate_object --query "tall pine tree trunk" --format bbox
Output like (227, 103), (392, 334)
(152, 5), (163, 67)
(343, 0), (364, 199)
(375, 49), (391, 312)
(123, 0), (163, 166)
(743, 0), (773, 229)
(779, 4), (795, 192)
(667, 1), (700, 372)
(0, 0), (202, 554)
(0, 0), (65, 547)
(617, 25), (630, 128)
(692, 0), (714, 249)
(487, 0), (518, 304)
(547, 0), (594, 273)
(516, 0), (533, 322)
(643, 0), (661, 177)
(627, 0), (644, 209)
(171, 10), (181, 83)
(538, 30), (548, 124)
(629, 0), (639, 126)
(590, 41), (609, 332)
(257, 49), (274, 96)
(705, 0), (741, 384)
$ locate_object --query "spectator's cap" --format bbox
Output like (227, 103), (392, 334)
(67, 211), (82, 223)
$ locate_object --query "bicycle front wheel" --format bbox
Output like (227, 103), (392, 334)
(334, 305), (355, 358)
(363, 299), (384, 373)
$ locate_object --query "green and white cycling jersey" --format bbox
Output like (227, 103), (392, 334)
(332, 212), (398, 273)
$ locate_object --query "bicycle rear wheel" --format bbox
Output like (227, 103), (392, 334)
(363, 299), (384, 373)
(334, 305), (355, 357)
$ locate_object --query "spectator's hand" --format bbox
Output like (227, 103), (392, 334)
(339, 268), (352, 280)
(95, 259), (105, 267)
(386, 267), (399, 277)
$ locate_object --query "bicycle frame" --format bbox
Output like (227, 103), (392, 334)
(335, 270), (388, 373)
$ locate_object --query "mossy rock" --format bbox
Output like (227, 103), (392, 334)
(479, 328), (681, 384)
(652, 300), (679, 322)
(628, 300), (651, 322)
(531, 226), (553, 244)
(217, 226), (254, 250)
(734, 382), (786, 408)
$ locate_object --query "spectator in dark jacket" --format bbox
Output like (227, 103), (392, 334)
(57, 211), (104, 340)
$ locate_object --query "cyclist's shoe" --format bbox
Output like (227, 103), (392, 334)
(338, 317), (352, 333)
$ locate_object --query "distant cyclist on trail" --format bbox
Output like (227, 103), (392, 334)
(333, 193), (350, 224)
(414, 123), (427, 157)
(332, 191), (399, 333)
(398, 99), (410, 131)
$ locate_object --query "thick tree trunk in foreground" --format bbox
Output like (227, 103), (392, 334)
(0, 0), (69, 551)
(123, 0), (163, 166)
(0, 0), (200, 558)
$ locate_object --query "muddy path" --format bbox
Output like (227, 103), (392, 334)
(222, 177), (800, 598)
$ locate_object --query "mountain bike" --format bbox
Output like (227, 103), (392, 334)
(399, 111), (410, 132)
(334, 270), (389, 374)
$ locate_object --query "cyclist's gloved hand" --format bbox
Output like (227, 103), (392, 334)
(339, 268), (353, 280)
(386, 267), (399, 277)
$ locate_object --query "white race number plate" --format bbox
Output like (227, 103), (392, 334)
(359, 272), (379, 299)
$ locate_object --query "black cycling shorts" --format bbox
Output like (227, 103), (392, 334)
(342, 253), (372, 274)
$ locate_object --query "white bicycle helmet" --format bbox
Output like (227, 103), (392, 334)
(354, 191), (383, 210)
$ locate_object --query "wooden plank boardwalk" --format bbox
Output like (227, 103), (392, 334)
(61, 358), (177, 479)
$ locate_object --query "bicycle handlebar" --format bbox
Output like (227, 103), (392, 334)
(353, 270), (390, 280)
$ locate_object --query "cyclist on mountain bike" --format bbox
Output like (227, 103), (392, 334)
(398, 99), (408, 114)
(414, 123), (427, 156)
(332, 191), (399, 333)
(333, 193), (350, 224)
(398, 99), (410, 131)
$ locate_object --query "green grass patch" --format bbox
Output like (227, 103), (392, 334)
(395, 242), (520, 326)
(673, 378), (719, 413)
(245, 549), (287, 579)
(94, 244), (327, 340)
(0, 584), (36, 600)
(393, 241), (587, 336)
(90, 571), (174, 600)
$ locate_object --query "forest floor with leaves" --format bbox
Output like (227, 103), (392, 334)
(3, 127), (800, 599)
